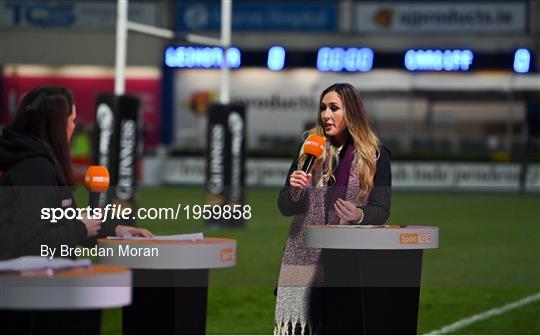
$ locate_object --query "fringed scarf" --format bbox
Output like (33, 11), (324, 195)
(274, 141), (366, 335)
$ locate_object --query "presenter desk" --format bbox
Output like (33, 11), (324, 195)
(0, 264), (131, 334)
(307, 225), (438, 335)
(98, 237), (236, 334)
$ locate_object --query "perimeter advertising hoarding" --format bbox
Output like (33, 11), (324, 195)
(0, 66), (160, 149)
(174, 69), (319, 150)
(172, 69), (532, 151)
(155, 157), (540, 193)
(175, 0), (337, 32)
(0, 0), (159, 29)
(354, 2), (527, 33)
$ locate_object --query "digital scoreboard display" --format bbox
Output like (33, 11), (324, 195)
(404, 49), (474, 72)
(316, 47), (374, 72)
(165, 46), (241, 68)
(164, 46), (535, 73)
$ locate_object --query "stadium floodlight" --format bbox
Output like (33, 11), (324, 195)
(267, 46), (286, 71)
(513, 48), (531, 74)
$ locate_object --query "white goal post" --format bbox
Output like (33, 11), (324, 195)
(114, 0), (232, 104)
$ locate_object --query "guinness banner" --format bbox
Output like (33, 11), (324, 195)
(94, 94), (140, 226)
(206, 103), (247, 228)
(94, 94), (116, 207)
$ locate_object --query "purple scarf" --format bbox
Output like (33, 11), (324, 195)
(326, 142), (355, 225)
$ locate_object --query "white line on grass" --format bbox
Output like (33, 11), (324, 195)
(426, 291), (540, 335)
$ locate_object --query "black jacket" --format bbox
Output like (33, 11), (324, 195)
(0, 129), (87, 260)
(277, 143), (391, 225)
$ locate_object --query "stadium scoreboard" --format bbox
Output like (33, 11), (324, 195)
(164, 46), (536, 73)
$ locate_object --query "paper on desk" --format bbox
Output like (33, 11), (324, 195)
(0, 256), (91, 272)
(106, 232), (204, 241)
(333, 225), (388, 228)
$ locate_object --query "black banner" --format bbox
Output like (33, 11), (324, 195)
(93, 94), (116, 207)
(93, 94), (140, 226)
(206, 103), (247, 228)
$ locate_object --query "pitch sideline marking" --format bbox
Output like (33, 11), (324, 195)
(426, 291), (540, 335)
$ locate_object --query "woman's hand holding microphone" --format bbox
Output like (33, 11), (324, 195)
(290, 171), (312, 189)
(289, 170), (312, 201)
(290, 135), (325, 201)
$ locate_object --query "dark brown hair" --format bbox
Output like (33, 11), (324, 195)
(11, 86), (75, 186)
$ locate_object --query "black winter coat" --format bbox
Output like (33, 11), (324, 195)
(277, 141), (392, 225)
(0, 129), (87, 260)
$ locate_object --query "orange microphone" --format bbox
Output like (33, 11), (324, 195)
(301, 135), (326, 173)
(85, 166), (110, 208)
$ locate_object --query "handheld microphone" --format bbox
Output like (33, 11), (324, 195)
(291, 135), (325, 200)
(85, 166), (110, 208)
(301, 135), (326, 173)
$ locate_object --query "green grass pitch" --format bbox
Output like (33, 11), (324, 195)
(75, 187), (539, 334)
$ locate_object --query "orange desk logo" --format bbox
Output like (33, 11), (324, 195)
(220, 248), (235, 262)
(400, 233), (432, 245)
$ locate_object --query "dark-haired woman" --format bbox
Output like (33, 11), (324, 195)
(274, 83), (391, 334)
(0, 86), (152, 260)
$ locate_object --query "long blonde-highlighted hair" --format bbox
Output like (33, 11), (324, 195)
(298, 83), (380, 200)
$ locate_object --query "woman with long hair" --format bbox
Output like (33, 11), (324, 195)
(274, 83), (391, 334)
(0, 86), (151, 260)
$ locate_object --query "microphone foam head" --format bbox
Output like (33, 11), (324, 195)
(85, 166), (110, 193)
(303, 135), (326, 158)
